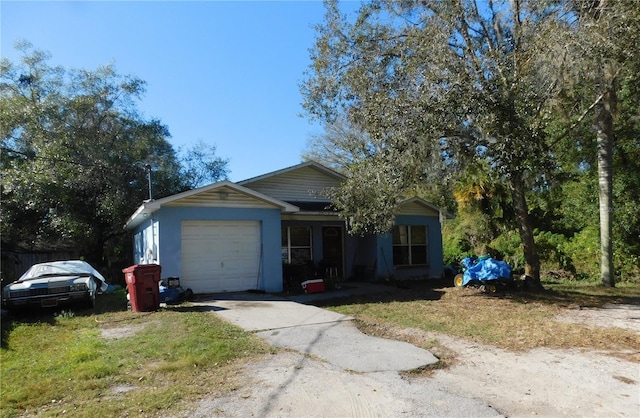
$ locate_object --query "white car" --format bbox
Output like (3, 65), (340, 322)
(2, 260), (108, 310)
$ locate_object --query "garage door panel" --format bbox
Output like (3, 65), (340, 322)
(181, 221), (261, 293)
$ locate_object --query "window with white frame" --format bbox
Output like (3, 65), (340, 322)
(392, 225), (428, 266)
(282, 226), (313, 264)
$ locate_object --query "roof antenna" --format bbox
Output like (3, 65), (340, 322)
(145, 164), (152, 201)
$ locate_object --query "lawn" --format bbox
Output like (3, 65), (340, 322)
(0, 290), (271, 418)
(317, 278), (640, 356)
(2, 279), (638, 417)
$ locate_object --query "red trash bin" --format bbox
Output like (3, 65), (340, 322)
(123, 264), (161, 312)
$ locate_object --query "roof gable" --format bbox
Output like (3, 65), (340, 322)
(125, 181), (298, 229)
(397, 197), (442, 217)
(239, 161), (345, 203)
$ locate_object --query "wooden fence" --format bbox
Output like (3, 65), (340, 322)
(1, 250), (80, 286)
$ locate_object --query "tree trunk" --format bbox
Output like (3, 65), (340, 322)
(510, 173), (542, 289)
(596, 88), (616, 287)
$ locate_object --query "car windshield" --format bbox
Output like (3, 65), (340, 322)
(18, 261), (105, 283)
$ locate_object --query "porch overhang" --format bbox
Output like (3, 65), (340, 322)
(282, 212), (343, 222)
(281, 199), (341, 222)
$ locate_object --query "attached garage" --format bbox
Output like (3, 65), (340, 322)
(181, 220), (261, 293)
(125, 180), (299, 294)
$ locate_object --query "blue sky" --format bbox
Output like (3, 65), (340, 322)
(1, 1), (357, 181)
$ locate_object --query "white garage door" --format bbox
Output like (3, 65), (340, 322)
(181, 220), (261, 293)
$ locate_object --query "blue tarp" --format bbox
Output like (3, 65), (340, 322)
(461, 256), (512, 286)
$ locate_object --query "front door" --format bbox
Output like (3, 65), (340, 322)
(322, 226), (343, 278)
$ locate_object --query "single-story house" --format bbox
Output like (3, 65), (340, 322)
(124, 161), (444, 294)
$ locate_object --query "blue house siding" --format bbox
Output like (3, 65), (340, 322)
(376, 215), (444, 280)
(132, 218), (159, 264)
(132, 223), (147, 264)
(344, 234), (361, 278)
(131, 209), (444, 290)
(134, 206), (284, 293)
(352, 235), (377, 280)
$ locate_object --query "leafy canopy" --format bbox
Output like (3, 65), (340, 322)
(1, 42), (228, 267)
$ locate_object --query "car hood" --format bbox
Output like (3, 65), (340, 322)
(7, 274), (106, 290)
(14, 260), (108, 292)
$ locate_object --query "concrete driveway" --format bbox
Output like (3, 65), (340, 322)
(191, 286), (439, 373)
(188, 285), (503, 418)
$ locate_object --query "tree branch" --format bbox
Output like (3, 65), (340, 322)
(549, 65), (622, 147)
(549, 91), (605, 147)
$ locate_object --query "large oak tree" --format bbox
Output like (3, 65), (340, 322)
(1, 42), (228, 271)
(301, 0), (573, 284)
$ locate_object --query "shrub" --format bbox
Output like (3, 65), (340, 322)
(534, 230), (574, 272)
(562, 226), (600, 280)
(489, 230), (524, 272)
(613, 243), (640, 283)
(441, 220), (474, 266)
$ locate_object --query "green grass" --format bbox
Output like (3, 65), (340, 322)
(2, 280), (638, 416)
(1, 290), (271, 418)
(542, 278), (640, 304)
(320, 279), (640, 355)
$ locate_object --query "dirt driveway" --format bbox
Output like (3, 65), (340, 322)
(185, 303), (639, 418)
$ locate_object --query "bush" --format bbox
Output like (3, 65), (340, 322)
(534, 230), (574, 272)
(441, 220), (474, 266)
(443, 218), (639, 283)
(614, 243), (640, 284)
(562, 226), (601, 280)
(489, 230), (524, 272)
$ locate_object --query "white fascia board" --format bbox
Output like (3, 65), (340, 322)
(124, 199), (159, 230)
